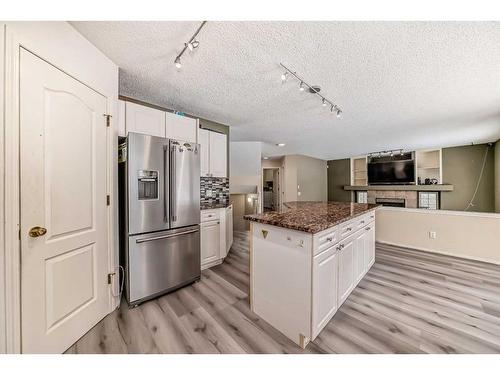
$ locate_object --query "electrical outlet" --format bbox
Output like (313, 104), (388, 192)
(429, 231), (437, 239)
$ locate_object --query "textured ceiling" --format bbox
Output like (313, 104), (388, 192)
(71, 21), (500, 160)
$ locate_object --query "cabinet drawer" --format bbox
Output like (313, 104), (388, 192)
(201, 209), (220, 222)
(354, 213), (371, 230)
(339, 220), (356, 239)
(314, 227), (339, 255)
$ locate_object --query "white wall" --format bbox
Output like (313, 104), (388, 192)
(0, 21), (119, 353)
(376, 207), (500, 264)
(230, 141), (262, 193)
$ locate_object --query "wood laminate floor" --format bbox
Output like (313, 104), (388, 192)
(66, 231), (500, 354)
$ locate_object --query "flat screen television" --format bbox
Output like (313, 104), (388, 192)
(367, 154), (415, 185)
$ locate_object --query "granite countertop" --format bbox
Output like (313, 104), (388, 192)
(201, 202), (231, 210)
(244, 201), (379, 234)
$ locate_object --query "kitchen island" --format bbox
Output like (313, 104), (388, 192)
(244, 201), (379, 348)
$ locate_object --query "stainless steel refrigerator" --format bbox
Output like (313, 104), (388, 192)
(119, 132), (201, 306)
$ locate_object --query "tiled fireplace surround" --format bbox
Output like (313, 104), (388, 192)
(367, 190), (418, 208)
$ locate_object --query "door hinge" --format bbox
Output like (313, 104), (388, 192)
(107, 272), (116, 285)
(106, 195), (111, 206)
(103, 114), (112, 127)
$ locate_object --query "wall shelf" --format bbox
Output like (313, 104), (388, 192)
(344, 184), (454, 191)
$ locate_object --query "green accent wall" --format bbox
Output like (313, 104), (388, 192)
(441, 143), (495, 212)
(327, 158), (352, 202)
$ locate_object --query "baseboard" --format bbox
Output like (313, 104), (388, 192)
(377, 240), (500, 266)
(201, 259), (223, 270)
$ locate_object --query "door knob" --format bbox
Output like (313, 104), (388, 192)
(29, 226), (47, 238)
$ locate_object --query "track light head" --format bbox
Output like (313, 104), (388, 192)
(174, 57), (182, 69)
(322, 99), (327, 107)
(281, 71), (288, 82)
(336, 108), (342, 118)
(299, 82), (305, 92)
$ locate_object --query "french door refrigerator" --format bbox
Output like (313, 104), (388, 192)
(119, 132), (201, 306)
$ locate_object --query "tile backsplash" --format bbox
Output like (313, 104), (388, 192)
(200, 177), (229, 205)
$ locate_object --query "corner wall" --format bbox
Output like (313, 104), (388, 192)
(441, 143), (495, 212)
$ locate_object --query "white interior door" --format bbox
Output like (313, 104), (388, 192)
(20, 49), (110, 353)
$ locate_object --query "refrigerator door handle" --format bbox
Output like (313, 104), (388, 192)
(170, 145), (177, 222)
(163, 145), (169, 223)
(135, 229), (199, 244)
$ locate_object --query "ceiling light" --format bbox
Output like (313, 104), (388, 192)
(279, 63), (343, 118)
(174, 21), (207, 70)
(187, 40), (200, 51)
(174, 57), (182, 69)
(276, 143), (286, 147)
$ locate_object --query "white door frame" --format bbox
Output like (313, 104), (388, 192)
(261, 167), (283, 212)
(1, 24), (118, 353)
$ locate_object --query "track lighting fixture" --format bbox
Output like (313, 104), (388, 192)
(279, 62), (342, 118)
(368, 149), (405, 158)
(174, 21), (207, 70)
(174, 57), (182, 69)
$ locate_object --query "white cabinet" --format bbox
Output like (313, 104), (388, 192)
(201, 220), (221, 266)
(125, 101), (166, 137)
(312, 246), (339, 338)
(199, 129), (210, 177)
(199, 128), (227, 178)
(250, 210), (377, 348)
(365, 224), (376, 271)
(209, 131), (227, 177)
(200, 206), (232, 269)
(337, 237), (355, 306)
(225, 205), (233, 256)
(165, 111), (198, 143)
(353, 229), (367, 283)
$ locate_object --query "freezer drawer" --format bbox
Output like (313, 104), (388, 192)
(126, 225), (200, 304)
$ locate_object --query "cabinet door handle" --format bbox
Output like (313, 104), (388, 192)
(345, 227), (352, 232)
(326, 237), (333, 242)
(365, 227), (371, 231)
(360, 220), (365, 224)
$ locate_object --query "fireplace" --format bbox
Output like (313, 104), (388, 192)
(376, 198), (406, 207)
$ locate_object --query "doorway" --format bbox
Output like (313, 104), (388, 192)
(262, 168), (281, 212)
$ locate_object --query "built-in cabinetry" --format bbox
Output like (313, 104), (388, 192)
(200, 205), (233, 269)
(250, 210), (376, 348)
(199, 128), (227, 178)
(119, 99), (198, 143)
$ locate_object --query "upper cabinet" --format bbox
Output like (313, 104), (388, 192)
(199, 128), (227, 178)
(125, 101), (166, 138)
(209, 131), (227, 178)
(120, 99), (198, 143)
(165, 111), (198, 143)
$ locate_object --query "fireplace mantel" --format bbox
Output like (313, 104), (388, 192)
(343, 184), (454, 192)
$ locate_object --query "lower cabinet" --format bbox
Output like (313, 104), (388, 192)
(365, 223), (376, 271)
(354, 229), (368, 283)
(201, 220), (221, 266)
(312, 246), (339, 338)
(200, 206), (233, 269)
(337, 237), (355, 307)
